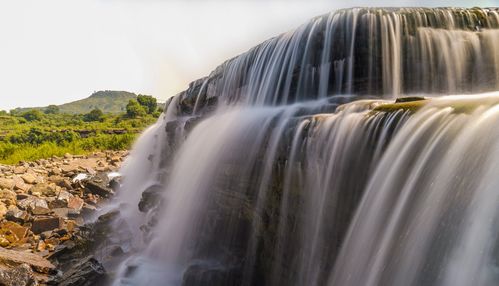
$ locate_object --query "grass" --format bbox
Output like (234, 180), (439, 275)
(0, 112), (158, 164)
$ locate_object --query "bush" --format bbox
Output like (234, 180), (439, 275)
(126, 99), (146, 118)
(137, 95), (157, 114)
(83, 108), (104, 122)
(21, 110), (44, 122)
(44, 105), (60, 114)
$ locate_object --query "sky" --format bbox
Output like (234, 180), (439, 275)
(0, 0), (496, 111)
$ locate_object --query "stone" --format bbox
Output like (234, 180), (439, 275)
(0, 263), (38, 286)
(48, 168), (62, 176)
(21, 174), (37, 185)
(51, 208), (69, 219)
(31, 206), (51, 216)
(58, 179), (73, 190)
(138, 184), (164, 213)
(13, 166), (27, 174)
(67, 197), (84, 212)
(18, 197), (48, 211)
(61, 164), (79, 175)
(28, 183), (56, 197)
(0, 202), (7, 218)
(31, 217), (62, 234)
(48, 199), (68, 209)
(56, 256), (107, 286)
(0, 221), (29, 242)
(14, 180), (30, 192)
(5, 206), (30, 224)
(84, 181), (113, 198)
(0, 178), (15, 190)
(0, 247), (55, 273)
(57, 190), (73, 201)
(0, 236), (10, 247)
(0, 190), (17, 206)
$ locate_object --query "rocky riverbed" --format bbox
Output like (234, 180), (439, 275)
(0, 151), (128, 285)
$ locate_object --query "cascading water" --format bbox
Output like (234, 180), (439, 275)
(108, 7), (499, 286)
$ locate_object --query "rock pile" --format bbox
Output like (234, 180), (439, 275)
(0, 151), (127, 285)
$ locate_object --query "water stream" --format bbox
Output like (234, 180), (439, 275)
(109, 7), (499, 286)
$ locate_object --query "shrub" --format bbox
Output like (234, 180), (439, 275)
(83, 108), (104, 122)
(44, 105), (60, 114)
(126, 99), (146, 118)
(21, 110), (44, 122)
(137, 95), (157, 114)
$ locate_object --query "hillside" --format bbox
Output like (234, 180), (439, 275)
(58, 90), (137, 114)
(12, 90), (138, 114)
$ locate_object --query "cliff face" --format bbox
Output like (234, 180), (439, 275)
(170, 7), (499, 116)
(112, 7), (499, 286)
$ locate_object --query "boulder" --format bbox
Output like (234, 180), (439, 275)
(21, 174), (37, 185)
(56, 256), (107, 286)
(5, 206), (30, 224)
(0, 247), (55, 273)
(18, 197), (48, 211)
(31, 217), (62, 234)
(29, 184), (56, 197)
(0, 190), (17, 206)
(67, 197), (84, 212)
(0, 221), (29, 243)
(84, 181), (113, 198)
(13, 166), (27, 175)
(0, 202), (7, 218)
(0, 263), (39, 286)
(0, 179), (15, 190)
(138, 184), (164, 213)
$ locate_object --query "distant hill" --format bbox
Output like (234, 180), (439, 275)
(13, 91), (140, 114)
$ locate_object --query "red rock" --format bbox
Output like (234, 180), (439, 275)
(67, 197), (84, 212)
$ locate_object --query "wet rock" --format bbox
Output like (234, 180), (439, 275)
(0, 247), (55, 274)
(182, 263), (242, 286)
(84, 181), (113, 198)
(55, 256), (107, 286)
(0, 263), (39, 286)
(31, 217), (62, 234)
(138, 184), (164, 213)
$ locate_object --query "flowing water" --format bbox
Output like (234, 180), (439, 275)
(109, 7), (499, 286)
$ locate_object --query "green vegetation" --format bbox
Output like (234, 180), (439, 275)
(0, 97), (160, 164)
(11, 90), (141, 115)
(83, 108), (105, 122)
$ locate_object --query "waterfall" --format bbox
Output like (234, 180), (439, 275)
(109, 7), (499, 286)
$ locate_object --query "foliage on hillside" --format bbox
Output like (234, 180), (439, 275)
(0, 110), (159, 164)
(11, 91), (147, 115)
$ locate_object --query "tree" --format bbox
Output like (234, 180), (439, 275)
(0, 110), (7, 116)
(126, 99), (146, 118)
(21, 110), (44, 122)
(83, 108), (104, 122)
(44, 105), (60, 114)
(136, 95), (157, 114)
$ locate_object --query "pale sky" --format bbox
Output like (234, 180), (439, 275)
(0, 0), (495, 111)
